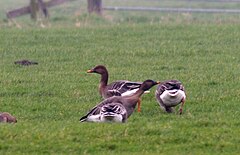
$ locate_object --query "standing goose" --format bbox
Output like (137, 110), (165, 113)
(80, 79), (160, 123)
(155, 80), (186, 114)
(87, 65), (149, 112)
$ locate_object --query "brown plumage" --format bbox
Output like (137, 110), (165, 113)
(80, 79), (160, 123)
(0, 112), (17, 123)
(87, 65), (144, 99)
(87, 65), (149, 112)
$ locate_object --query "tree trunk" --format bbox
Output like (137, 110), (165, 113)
(30, 0), (39, 20)
(38, 0), (49, 18)
(87, 0), (102, 15)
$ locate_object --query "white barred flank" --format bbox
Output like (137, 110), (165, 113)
(85, 113), (124, 123)
(81, 103), (127, 123)
(100, 114), (124, 123)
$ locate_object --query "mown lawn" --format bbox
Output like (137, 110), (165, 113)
(0, 23), (240, 154)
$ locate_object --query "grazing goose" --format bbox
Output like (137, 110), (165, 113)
(155, 80), (186, 114)
(80, 79), (160, 123)
(0, 112), (17, 123)
(87, 65), (149, 112)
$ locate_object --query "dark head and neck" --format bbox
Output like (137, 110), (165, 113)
(126, 79), (160, 102)
(87, 65), (109, 95)
(123, 79), (160, 115)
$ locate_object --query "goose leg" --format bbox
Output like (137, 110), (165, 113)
(166, 107), (173, 113)
(179, 98), (185, 115)
(157, 97), (171, 113)
(137, 98), (141, 112)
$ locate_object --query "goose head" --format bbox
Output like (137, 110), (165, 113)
(87, 65), (108, 75)
(140, 79), (160, 91)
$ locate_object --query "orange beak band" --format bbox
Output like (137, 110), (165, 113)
(87, 70), (93, 73)
(137, 99), (141, 112)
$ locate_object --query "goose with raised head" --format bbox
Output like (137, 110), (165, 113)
(80, 79), (160, 123)
(87, 65), (149, 112)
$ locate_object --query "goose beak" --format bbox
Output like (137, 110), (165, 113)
(87, 69), (93, 73)
(156, 81), (161, 84)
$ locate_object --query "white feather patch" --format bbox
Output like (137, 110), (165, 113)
(86, 114), (102, 122)
(160, 89), (186, 106)
(121, 89), (138, 96)
(121, 89), (150, 96)
(100, 114), (123, 123)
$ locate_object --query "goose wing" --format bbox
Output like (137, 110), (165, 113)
(156, 80), (184, 95)
(107, 80), (142, 96)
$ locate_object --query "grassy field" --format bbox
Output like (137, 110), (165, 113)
(1, 0), (240, 155)
(1, 24), (240, 154)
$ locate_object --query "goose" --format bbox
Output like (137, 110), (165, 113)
(0, 112), (17, 123)
(87, 65), (149, 112)
(80, 79), (160, 123)
(14, 59), (38, 66)
(155, 80), (186, 114)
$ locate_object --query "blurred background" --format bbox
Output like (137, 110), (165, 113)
(1, 0), (240, 28)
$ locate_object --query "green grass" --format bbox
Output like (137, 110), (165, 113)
(0, 24), (240, 154)
(1, 0), (240, 154)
